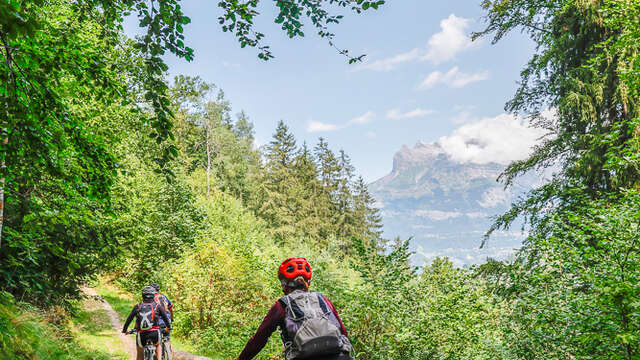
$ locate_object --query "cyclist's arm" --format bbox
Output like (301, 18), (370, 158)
(158, 305), (171, 329)
(324, 296), (348, 337)
(122, 305), (137, 333)
(237, 301), (285, 360)
(164, 295), (174, 319)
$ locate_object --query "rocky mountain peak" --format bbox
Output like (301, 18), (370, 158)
(370, 141), (535, 266)
(392, 142), (445, 173)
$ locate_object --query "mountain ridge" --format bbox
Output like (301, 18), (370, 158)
(370, 141), (533, 266)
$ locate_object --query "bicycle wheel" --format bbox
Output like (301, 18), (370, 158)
(162, 341), (172, 360)
(144, 344), (156, 360)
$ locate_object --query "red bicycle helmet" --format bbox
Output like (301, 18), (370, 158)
(278, 257), (312, 285)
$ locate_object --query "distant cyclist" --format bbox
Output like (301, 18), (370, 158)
(150, 283), (174, 357)
(122, 285), (171, 360)
(234, 257), (352, 360)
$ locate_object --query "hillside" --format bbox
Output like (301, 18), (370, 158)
(370, 141), (536, 266)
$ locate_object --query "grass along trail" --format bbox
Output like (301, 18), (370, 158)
(81, 287), (137, 359)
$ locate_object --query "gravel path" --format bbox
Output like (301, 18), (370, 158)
(81, 287), (212, 360)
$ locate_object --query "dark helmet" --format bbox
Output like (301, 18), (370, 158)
(142, 285), (156, 300)
(150, 283), (161, 292)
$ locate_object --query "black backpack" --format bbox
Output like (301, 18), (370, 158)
(136, 302), (158, 330)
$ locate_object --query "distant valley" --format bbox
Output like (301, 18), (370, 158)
(370, 141), (537, 266)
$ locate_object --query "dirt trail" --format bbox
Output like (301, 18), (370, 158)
(82, 287), (212, 360)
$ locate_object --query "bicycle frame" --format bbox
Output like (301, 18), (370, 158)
(127, 329), (159, 360)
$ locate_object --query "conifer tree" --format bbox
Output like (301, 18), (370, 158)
(254, 121), (299, 239)
(313, 137), (341, 239)
(290, 142), (325, 240)
(233, 111), (255, 145)
(353, 176), (384, 245)
(267, 121), (298, 168)
(335, 150), (357, 238)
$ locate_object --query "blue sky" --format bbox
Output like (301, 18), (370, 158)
(132, 0), (538, 182)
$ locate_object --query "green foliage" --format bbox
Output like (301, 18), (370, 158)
(477, 0), (640, 237)
(0, 291), (121, 359)
(110, 161), (204, 289)
(102, 74), (508, 360)
(162, 192), (284, 358)
(2, 0), (383, 305)
(495, 191), (640, 359)
(251, 124), (383, 245)
(170, 76), (259, 201)
(412, 259), (509, 359)
(476, 2), (640, 358)
(342, 242), (508, 360)
(0, 1), (137, 305)
(217, 0), (387, 61)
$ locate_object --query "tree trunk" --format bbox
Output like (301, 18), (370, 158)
(0, 137), (6, 248)
(206, 124), (211, 197)
(1, 30), (12, 249)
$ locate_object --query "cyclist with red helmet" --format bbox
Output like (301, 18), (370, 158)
(234, 257), (352, 360)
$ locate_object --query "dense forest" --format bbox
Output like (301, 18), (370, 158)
(1, 0), (640, 359)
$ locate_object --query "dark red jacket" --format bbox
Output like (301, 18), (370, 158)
(238, 295), (348, 360)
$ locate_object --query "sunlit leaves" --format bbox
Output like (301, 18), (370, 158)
(498, 192), (640, 359)
(216, 0), (386, 62)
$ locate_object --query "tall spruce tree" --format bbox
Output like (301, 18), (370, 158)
(290, 142), (325, 240)
(254, 121), (299, 240)
(353, 176), (383, 245)
(314, 138), (341, 239)
(336, 150), (356, 238)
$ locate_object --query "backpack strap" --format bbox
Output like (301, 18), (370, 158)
(281, 295), (305, 320)
(315, 293), (330, 315)
(151, 302), (156, 321)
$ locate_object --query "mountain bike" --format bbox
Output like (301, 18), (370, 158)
(160, 326), (172, 360)
(127, 329), (158, 360)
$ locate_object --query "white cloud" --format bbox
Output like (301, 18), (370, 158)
(450, 111), (476, 124)
(353, 48), (420, 72)
(306, 121), (340, 133)
(418, 66), (489, 90)
(422, 14), (476, 64)
(351, 14), (479, 72)
(415, 244), (520, 267)
(415, 210), (462, 221)
(306, 111), (375, 133)
(477, 187), (510, 208)
(365, 131), (377, 138)
(387, 108), (434, 120)
(348, 111), (375, 125)
(436, 113), (546, 165)
(222, 61), (241, 69)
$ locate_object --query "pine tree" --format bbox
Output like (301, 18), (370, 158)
(233, 111), (255, 145)
(335, 149), (356, 238)
(290, 142), (324, 240)
(253, 121), (299, 240)
(267, 121), (297, 168)
(313, 137), (341, 239)
(353, 176), (384, 246)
